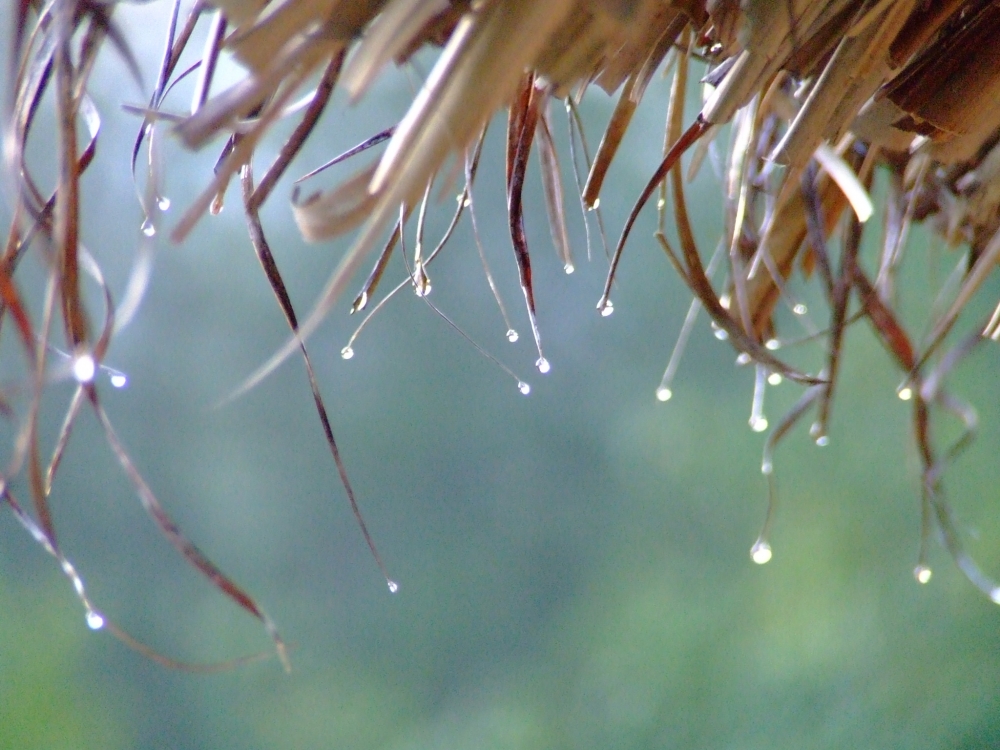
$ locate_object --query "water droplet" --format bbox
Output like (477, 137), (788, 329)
(591, 198), (601, 210)
(767, 373), (783, 386)
(73, 353), (96, 383)
(761, 459), (773, 475)
(518, 381), (531, 395)
(897, 386), (913, 401)
(713, 327), (729, 340)
(340, 346), (354, 360)
(793, 303), (808, 315)
(765, 338), (780, 351)
(735, 352), (751, 366)
(656, 198), (666, 209)
(914, 565), (932, 584)
(352, 291), (369, 312)
(157, 196), (171, 211)
(656, 387), (672, 402)
(750, 416), (768, 432)
(750, 541), (772, 565)
(506, 329), (519, 343)
(86, 610), (105, 630)
(387, 580), (399, 594)
(564, 263), (575, 275)
(141, 218), (156, 237)
(210, 193), (224, 215)
(814, 433), (829, 447)
(536, 357), (551, 374)
(414, 282), (432, 297)
(600, 300), (614, 317)
(109, 373), (128, 388)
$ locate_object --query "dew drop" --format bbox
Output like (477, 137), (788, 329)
(735, 352), (751, 366)
(141, 218), (156, 237)
(536, 357), (551, 374)
(656, 197), (666, 209)
(750, 416), (768, 432)
(518, 381), (531, 395)
(73, 353), (96, 383)
(765, 338), (780, 351)
(414, 282), (432, 298)
(590, 198), (601, 210)
(793, 303), (808, 315)
(750, 541), (772, 565)
(157, 196), (171, 211)
(506, 329), (519, 343)
(340, 346), (354, 360)
(600, 300), (614, 317)
(767, 372), (783, 386)
(353, 291), (369, 312)
(210, 193), (224, 215)
(564, 263), (575, 275)
(761, 459), (773, 475)
(713, 327), (729, 341)
(720, 295), (731, 310)
(814, 434), (829, 447)
(109, 373), (128, 388)
(86, 610), (105, 630)
(914, 565), (932, 584)
(897, 386), (913, 401)
(387, 580), (399, 593)
(656, 387), (673, 402)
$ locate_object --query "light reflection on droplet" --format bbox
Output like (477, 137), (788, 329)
(656, 387), (672, 402)
(536, 357), (551, 374)
(656, 198), (666, 209)
(353, 291), (369, 312)
(387, 580), (399, 594)
(720, 295), (731, 310)
(109, 373), (128, 388)
(590, 198), (601, 210)
(518, 381), (531, 395)
(340, 346), (354, 360)
(767, 373), (783, 386)
(564, 264), (575, 275)
(814, 434), (829, 447)
(141, 219), (156, 237)
(765, 338), (780, 351)
(157, 196), (171, 211)
(914, 565), (932, 584)
(600, 300), (614, 317)
(736, 352), (751, 366)
(793, 303), (808, 315)
(73, 353), (96, 383)
(506, 329), (519, 343)
(750, 541), (772, 565)
(713, 327), (729, 340)
(761, 459), (773, 475)
(86, 610), (105, 630)
(750, 416), (768, 432)
(897, 386), (913, 401)
(414, 282), (432, 298)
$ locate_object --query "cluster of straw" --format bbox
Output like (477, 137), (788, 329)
(7, 0), (1000, 659)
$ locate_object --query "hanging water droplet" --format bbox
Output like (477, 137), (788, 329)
(506, 329), (519, 343)
(750, 540), (772, 565)
(897, 385), (913, 401)
(656, 387), (672, 402)
(564, 263), (575, 275)
(656, 197), (666, 209)
(735, 352), (751, 366)
(414, 282), (432, 297)
(141, 218), (156, 237)
(109, 372), (128, 388)
(340, 346), (354, 360)
(73, 353), (96, 383)
(765, 338), (780, 351)
(86, 610), (105, 630)
(750, 416), (768, 432)
(536, 357), (551, 374)
(761, 459), (773, 475)
(210, 193), (224, 215)
(590, 198), (601, 210)
(600, 300), (614, 317)
(157, 196), (171, 211)
(767, 373), (783, 386)
(387, 580), (399, 594)
(810, 425), (829, 446)
(518, 381), (531, 395)
(913, 565), (932, 584)
(793, 303), (808, 315)
(713, 327), (729, 340)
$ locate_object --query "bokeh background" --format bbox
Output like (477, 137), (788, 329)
(3, 5), (1000, 749)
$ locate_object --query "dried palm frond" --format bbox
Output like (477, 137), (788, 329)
(7, 0), (1000, 665)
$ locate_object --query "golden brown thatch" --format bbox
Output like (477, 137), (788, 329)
(7, 0), (1000, 662)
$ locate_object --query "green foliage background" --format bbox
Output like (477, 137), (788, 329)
(2, 5), (1000, 748)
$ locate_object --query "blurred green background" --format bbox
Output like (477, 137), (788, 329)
(3, 5), (1000, 749)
